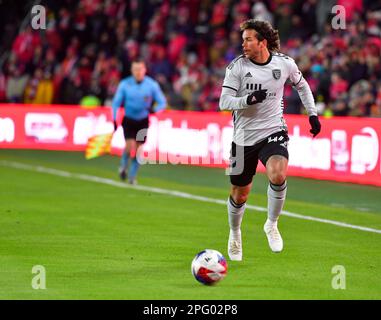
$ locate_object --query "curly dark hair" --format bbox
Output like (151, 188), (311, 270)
(240, 19), (280, 52)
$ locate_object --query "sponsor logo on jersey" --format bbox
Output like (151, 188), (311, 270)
(244, 72), (253, 77)
(246, 83), (264, 91)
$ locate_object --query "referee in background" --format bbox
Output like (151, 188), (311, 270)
(112, 58), (167, 184)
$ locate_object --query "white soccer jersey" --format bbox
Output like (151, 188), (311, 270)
(220, 53), (316, 146)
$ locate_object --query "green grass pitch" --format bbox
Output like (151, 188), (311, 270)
(0, 149), (380, 299)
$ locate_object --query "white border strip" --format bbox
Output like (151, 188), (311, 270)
(1, 160), (380, 235)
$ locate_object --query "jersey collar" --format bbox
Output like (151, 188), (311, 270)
(249, 53), (272, 66)
(133, 77), (145, 85)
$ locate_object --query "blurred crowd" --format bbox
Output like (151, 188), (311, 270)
(0, 0), (380, 116)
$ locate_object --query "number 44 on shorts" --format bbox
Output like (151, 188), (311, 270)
(268, 135), (284, 143)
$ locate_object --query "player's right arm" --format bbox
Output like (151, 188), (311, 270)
(219, 63), (250, 111)
(112, 80), (126, 121)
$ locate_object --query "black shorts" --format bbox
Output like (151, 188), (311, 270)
(229, 131), (289, 186)
(122, 116), (149, 142)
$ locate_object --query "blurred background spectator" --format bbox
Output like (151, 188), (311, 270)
(0, 0), (380, 117)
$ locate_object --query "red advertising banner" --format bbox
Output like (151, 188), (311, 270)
(0, 104), (114, 150)
(1, 104), (380, 187)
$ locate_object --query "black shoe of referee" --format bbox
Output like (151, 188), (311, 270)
(119, 169), (127, 181)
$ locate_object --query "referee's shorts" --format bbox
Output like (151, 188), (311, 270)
(121, 116), (149, 143)
(229, 131), (289, 187)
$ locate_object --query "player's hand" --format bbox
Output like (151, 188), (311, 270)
(309, 115), (321, 137)
(113, 120), (118, 132)
(246, 89), (268, 105)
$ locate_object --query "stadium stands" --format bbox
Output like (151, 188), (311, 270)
(0, 0), (380, 116)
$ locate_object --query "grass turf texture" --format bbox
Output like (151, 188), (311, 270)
(0, 149), (380, 299)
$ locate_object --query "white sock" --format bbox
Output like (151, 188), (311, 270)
(267, 181), (287, 223)
(227, 196), (246, 238)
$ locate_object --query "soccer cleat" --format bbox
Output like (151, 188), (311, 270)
(128, 178), (137, 185)
(228, 230), (242, 261)
(119, 169), (127, 181)
(264, 219), (283, 253)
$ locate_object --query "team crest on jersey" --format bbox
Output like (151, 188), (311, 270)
(272, 69), (281, 80)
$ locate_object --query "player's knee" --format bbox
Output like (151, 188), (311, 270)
(231, 194), (247, 205)
(126, 148), (137, 158)
(269, 172), (286, 186)
(267, 159), (287, 185)
(231, 188), (250, 204)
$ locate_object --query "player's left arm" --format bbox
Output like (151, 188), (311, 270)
(111, 81), (125, 131)
(151, 82), (167, 113)
(289, 60), (321, 137)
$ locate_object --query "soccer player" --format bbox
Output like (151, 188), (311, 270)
(219, 19), (321, 261)
(112, 58), (167, 184)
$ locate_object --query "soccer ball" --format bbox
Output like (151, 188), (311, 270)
(191, 249), (228, 285)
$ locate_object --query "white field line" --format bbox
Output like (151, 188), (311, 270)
(1, 160), (381, 235)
